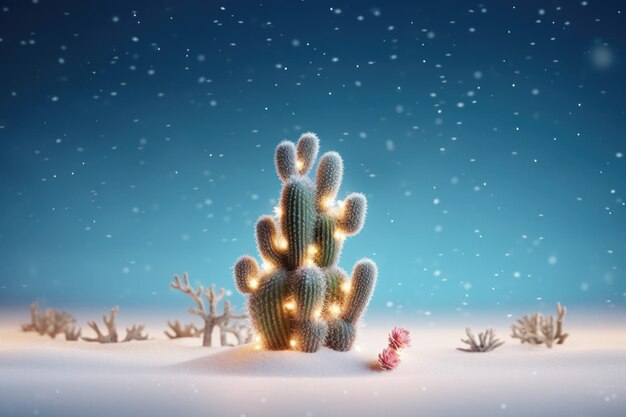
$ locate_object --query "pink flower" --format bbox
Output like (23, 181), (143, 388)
(388, 326), (411, 350)
(378, 347), (401, 371)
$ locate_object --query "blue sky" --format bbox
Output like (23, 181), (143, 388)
(0, 0), (624, 316)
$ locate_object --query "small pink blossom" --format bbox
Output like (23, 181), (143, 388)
(378, 347), (401, 371)
(388, 326), (411, 350)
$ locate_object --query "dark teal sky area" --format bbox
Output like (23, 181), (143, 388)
(0, 0), (624, 315)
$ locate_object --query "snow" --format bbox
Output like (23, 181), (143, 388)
(1, 310), (625, 417)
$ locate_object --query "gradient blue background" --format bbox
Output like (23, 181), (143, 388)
(0, 0), (624, 316)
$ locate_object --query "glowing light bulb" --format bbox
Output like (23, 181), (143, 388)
(305, 258), (316, 267)
(337, 199), (345, 213)
(276, 237), (288, 251)
(249, 278), (259, 290)
(323, 196), (334, 210)
(341, 281), (351, 292)
(307, 244), (318, 256)
(333, 230), (346, 240)
(330, 303), (341, 317)
(284, 301), (296, 311)
(273, 206), (283, 218)
(262, 260), (275, 272)
(289, 339), (297, 348)
(296, 158), (304, 171)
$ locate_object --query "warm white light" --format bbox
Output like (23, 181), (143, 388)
(249, 278), (259, 290)
(341, 281), (351, 292)
(333, 230), (346, 240)
(284, 301), (296, 311)
(289, 339), (297, 348)
(262, 260), (275, 272)
(273, 206), (283, 218)
(296, 158), (304, 171)
(330, 303), (341, 317)
(313, 308), (322, 319)
(255, 336), (261, 342)
(323, 196), (334, 210)
(307, 244), (318, 256)
(305, 258), (316, 267)
(276, 237), (288, 251)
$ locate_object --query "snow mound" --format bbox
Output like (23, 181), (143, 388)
(175, 343), (380, 377)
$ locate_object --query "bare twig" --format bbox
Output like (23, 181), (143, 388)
(45, 309), (75, 339)
(123, 325), (148, 342)
(170, 273), (248, 347)
(22, 302), (76, 339)
(82, 307), (119, 343)
(164, 320), (202, 338)
(511, 303), (569, 348)
(82, 306), (149, 343)
(21, 303), (40, 332)
(65, 325), (81, 341)
(457, 328), (504, 352)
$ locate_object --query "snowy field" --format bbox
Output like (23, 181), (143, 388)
(0, 309), (625, 417)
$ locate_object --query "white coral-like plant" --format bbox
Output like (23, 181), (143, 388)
(82, 306), (148, 343)
(511, 303), (569, 348)
(457, 328), (504, 352)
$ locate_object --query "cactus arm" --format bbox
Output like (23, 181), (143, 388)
(255, 215), (285, 268)
(324, 260), (376, 351)
(248, 269), (291, 350)
(292, 268), (328, 352)
(342, 259), (377, 324)
(275, 141), (298, 183)
(234, 255), (260, 294)
(314, 214), (342, 267)
(325, 319), (354, 352)
(336, 192), (367, 236)
(295, 132), (320, 175)
(292, 268), (326, 321)
(315, 151), (344, 212)
(280, 179), (315, 270)
(321, 267), (349, 311)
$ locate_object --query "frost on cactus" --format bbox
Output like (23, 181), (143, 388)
(234, 133), (377, 353)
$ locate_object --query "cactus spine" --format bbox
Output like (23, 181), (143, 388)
(234, 133), (377, 352)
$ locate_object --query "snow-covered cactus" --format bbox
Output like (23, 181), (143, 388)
(234, 133), (377, 352)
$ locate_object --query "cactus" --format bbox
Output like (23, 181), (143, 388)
(234, 133), (377, 352)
